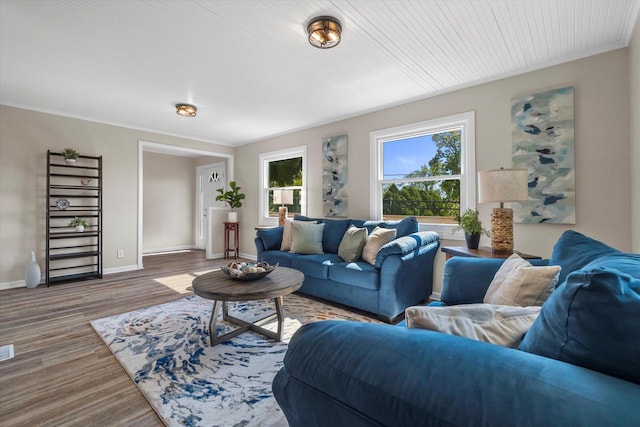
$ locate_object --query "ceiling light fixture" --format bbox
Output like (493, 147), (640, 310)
(176, 103), (197, 117)
(307, 16), (342, 49)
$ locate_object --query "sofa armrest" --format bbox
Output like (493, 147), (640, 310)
(375, 231), (439, 268)
(441, 256), (549, 305)
(274, 321), (640, 427)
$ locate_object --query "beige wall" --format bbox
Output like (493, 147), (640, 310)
(631, 23), (640, 252)
(236, 49), (632, 293)
(143, 152), (196, 252)
(0, 106), (233, 284)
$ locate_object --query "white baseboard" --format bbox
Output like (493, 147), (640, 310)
(0, 265), (141, 290)
(104, 265), (141, 275)
(205, 252), (257, 261)
(143, 245), (196, 255)
(0, 280), (30, 290)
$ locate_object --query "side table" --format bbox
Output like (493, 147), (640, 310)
(224, 221), (239, 259)
(441, 246), (541, 260)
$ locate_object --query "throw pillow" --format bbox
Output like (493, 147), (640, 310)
(338, 226), (368, 262)
(484, 254), (561, 306)
(361, 227), (397, 265)
(405, 304), (541, 348)
(281, 219), (316, 251)
(362, 216), (418, 238)
(289, 221), (325, 254)
(520, 267), (640, 384)
(549, 230), (620, 285)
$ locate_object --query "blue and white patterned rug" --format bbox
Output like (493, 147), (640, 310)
(91, 293), (379, 427)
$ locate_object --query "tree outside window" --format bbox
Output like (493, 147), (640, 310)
(268, 157), (302, 216)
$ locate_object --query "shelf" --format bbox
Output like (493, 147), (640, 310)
(47, 150), (102, 286)
(49, 251), (99, 261)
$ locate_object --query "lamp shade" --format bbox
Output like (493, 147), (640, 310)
(273, 189), (294, 205)
(478, 168), (528, 203)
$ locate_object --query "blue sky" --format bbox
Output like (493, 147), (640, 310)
(383, 134), (437, 180)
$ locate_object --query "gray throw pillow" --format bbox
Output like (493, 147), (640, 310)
(338, 226), (368, 262)
(290, 221), (325, 254)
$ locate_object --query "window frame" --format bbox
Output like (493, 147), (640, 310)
(258, 145), (307, 226)
(369, 111), (476, 240)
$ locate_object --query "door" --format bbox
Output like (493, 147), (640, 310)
(196, 162), (226, 249)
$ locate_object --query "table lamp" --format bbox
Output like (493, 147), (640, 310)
(273, 189), (294, 226)
(478, 168), (528, 254)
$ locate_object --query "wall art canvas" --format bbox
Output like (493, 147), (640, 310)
(511, 86), (575, 224)
(322, 134), (348, 217)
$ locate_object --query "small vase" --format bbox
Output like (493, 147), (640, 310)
(227, 212), (238, 223)
(465, 232), (480, 250)
(75, 225), (85, 232)
(65, 158), (76, 165)
(25, 251), (41, 288)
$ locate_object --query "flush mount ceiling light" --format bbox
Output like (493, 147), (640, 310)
(307, 16), (342, 49)
(176, 103), (197, 117)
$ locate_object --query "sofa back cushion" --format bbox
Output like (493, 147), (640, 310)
(362, 216), (418, 238)
(549, 230), (620, 285)
(520, 267), (640, 384)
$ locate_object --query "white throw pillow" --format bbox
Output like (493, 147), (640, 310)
(281, 219), (316, 251)
(405, 304), (541, 348)
(484, 254), (561, 306)
(361, 226), (397, 265)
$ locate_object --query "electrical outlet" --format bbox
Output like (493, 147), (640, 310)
(117, 249), (124, 258)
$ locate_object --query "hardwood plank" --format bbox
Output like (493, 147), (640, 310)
(0, 250), (231, 426)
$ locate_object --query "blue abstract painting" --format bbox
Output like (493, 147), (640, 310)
(512, 86), (575, 224)
(322, 134), (348, 217)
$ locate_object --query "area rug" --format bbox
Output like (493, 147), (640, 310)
(91, 294), (379, 427)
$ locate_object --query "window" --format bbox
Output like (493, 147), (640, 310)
(370, 112), (475, 238)
(259, 146), (307, 224)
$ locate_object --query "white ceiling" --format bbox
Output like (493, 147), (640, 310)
(1, 0), (638, 147)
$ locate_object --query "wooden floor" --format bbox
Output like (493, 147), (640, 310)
(0, 250), (236, 427)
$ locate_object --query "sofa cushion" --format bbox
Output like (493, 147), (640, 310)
(282, 219), (316, 251)
(520, 267), (640, 384)
(338, 226), (368, 262)
(549, 230), (620, 285)
(328, 261), (379, 290)
(291, 254), (342, 279)
(363, 216), (418, 238)
(361, 227), (397, 265)
(258, 226), (283, 251)
(260, 250), (295, 267)
(484, 254), (561, 306)
(406, 304), (541, 348)
(290, 222), (325, 254)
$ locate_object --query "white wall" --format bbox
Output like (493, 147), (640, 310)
(630, 22), (640, 252)
(142, 152), (195, 252)
(0, 106), (233, 285)
(235, 49), (633, 293)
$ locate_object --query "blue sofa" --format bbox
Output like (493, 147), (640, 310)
(273, 231), (640, 426)
(255, 216), (440, 322)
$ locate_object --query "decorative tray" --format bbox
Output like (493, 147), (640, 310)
(221, 261), (278, 281)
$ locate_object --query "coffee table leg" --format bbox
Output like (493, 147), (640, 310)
(209, 300), (223, 346)
(274, 296), (284, 341)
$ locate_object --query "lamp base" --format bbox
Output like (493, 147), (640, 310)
(491, 207), (514, 254)
(278, 206), (288, 226)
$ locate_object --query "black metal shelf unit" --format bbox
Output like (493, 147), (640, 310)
(46, 150), (103, 285)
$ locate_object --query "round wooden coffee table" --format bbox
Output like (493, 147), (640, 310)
(191, 266), (304, 346)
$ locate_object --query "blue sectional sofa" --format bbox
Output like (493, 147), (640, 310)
(273, 231), (640, 426)
(255, 216), (440, 322)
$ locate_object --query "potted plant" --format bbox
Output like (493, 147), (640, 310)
(69, 217), (89, 232)
(61, 148), (79, 165)
(453, 209), (489, 249)
(215, 181), (245, 222)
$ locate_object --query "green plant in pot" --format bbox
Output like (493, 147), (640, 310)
(215, 181), (245, 222)
(61, 148), (79, 164)
(69, 217), (89, 232)
(453, 209), (490, 249)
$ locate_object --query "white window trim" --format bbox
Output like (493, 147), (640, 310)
(369, 111), (476, 240)
(258, 145), (307, 226)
